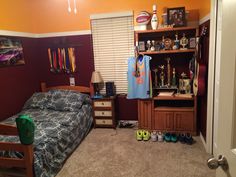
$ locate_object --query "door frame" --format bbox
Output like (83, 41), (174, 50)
(205, 0), (218, 154)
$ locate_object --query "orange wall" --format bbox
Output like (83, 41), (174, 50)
(0, 0), (34, 32)
(0, 0), (210, 33)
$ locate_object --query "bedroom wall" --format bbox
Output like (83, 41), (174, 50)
(0, 1), (210, 121)
(0, 37), (40, 120)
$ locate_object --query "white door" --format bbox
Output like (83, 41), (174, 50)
(208, 0), (236, 176)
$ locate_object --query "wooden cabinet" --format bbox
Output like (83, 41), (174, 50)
(136, 27), (198, 135)
(138, 97), (197, 135)
(92, 97), (116, 128)
(138, 99), (152, 130)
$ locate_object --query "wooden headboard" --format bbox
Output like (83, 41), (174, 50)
(40, 82), (94, 96)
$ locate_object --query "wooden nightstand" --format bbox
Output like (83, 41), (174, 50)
(92, 97), (116, 128)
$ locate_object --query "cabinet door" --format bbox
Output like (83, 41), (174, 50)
(174, 111), (194, 132)
(153, 111), (174, 131)
(138, 100), (152, 130)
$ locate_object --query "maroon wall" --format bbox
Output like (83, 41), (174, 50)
(0, 34), (138, 121)
(37, 35), (95, 87)
(0, 37), (40, 120)
(198, 20), (210, 140)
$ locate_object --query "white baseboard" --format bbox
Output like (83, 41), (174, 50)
(200, 132), (207, 150)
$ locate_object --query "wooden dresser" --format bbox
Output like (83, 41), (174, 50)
(92, 97), (116, 128)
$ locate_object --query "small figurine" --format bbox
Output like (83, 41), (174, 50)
(180, 33), (188, 50)
(173, 34), (180, 50)
(146, 40), (151, 51)
(160, 36), (165, 50)
(151, 40), (156, 51)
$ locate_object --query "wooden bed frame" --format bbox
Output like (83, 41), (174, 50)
(0, 82), (93, 177)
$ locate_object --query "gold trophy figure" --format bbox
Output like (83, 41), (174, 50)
(159, 65), (165, 87)
(152, 68), (158, 88)
(180, 33), (189, 50)
(166, 58), (171, 87)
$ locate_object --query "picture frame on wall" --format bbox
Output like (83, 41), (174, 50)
(0, 37), (25, 67)
(167, 7), (186, 27)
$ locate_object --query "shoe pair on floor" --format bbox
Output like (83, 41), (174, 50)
(164, 132), (178, 143)
(136, 130), (150, 141)
(179, 133), (194, 145)
(150, 131), (164, 142)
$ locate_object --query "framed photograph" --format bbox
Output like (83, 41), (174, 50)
(167, 7), (186, 27)
(0, 37), (25, 67)
(138, 41), (145, 52)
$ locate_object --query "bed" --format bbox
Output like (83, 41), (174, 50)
(0, 82), (94, 177)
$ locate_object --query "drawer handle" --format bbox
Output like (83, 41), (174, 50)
(102, 120), (105, 123)
(102, 112), (104, 115)
(102, 103), (104, 105)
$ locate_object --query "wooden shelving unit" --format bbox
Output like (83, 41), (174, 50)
(136, 26), (198, 135)
(140, 49), (195, 55)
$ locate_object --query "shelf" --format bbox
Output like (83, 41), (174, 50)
(135, 27), (197, 34)
(154, 107), (194, 112)
(153, 95), (194, 100)
(140, 49), (195, 55)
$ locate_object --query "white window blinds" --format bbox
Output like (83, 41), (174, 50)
(91, 12), (134, 94)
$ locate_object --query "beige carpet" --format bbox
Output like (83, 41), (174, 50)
(56, 128), (216, 177)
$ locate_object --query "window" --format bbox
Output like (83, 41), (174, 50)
(91, 11), (134, 94)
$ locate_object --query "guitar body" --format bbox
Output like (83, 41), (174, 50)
(193, 26), (208, 96)
(193, 63), (207, 96)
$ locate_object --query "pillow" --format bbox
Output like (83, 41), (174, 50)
(23, 92), (50, 110)
(46, 89), (91, 112)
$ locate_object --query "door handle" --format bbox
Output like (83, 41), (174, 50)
(207, 155), (228, 171)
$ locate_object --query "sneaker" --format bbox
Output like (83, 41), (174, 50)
(185, 133), (193, 145)
(136, 130), (143, 141)
(142, 130), (150, 141)
(157, 132), (164, 142)
(164, 132), (171, 142)
(179, 133), (186, 144)
(170, 133), (178, 143)
(151, 131), (157, 142)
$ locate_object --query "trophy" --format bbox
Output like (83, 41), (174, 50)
(166, 58), (171, 87)
(180, 33), (188, 50)
(151, 40), (156, 51)
(173, 34), (180, 50)
(159, 65), (165, 87)
(152, 68), (158, 88)
(172, 68), (177, 87)
(146, 40), (151, 51)
(160, 36), (165, 50)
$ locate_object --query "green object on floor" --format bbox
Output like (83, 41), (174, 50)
(142, 130), (150, 141)
(136, 130), (143, 141)
(16, 114), (35, 145)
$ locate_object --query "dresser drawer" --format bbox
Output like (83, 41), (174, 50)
(94, 101), (112, 108)
(95, 119), (113, 125)
(94, 110), (112, 117)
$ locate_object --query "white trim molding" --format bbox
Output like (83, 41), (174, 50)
(200, 13), (211, 25)
(35, 30), (91, 38)
(0, 29), (91, 38)
(90, 11), (133, 20)
(0, 30), (36, 38)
